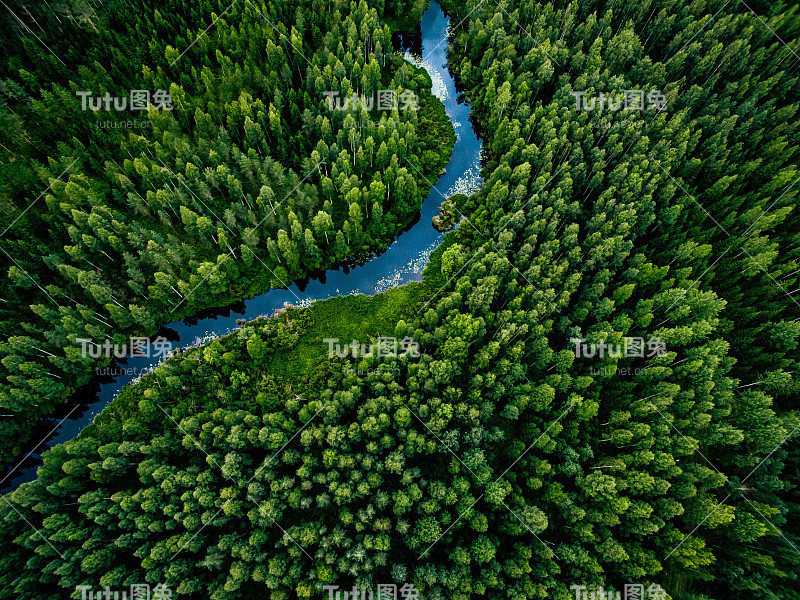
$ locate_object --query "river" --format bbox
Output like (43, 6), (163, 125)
(0, 0), (482, 492)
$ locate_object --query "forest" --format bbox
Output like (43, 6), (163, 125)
(0, 0), (453, 463)
(1, 0), (799, 599)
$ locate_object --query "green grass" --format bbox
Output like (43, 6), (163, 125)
(264, 231), (457, 380)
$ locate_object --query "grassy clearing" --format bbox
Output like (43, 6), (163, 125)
(264, 231), (456, 380)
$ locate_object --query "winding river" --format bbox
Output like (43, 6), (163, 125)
(1, 0), (482, 492)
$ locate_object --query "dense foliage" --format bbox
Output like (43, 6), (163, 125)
(439, 0), (800, 595)
(1, 0), (799, 600)
(0, 0), (454, 462)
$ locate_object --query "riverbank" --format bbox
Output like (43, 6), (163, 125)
(259, 232), (456, 379)
(0, 0), (480, 492)
(78, 229), (456, 446)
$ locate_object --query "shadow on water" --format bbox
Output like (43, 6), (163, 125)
(392, 24), (422, 56)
